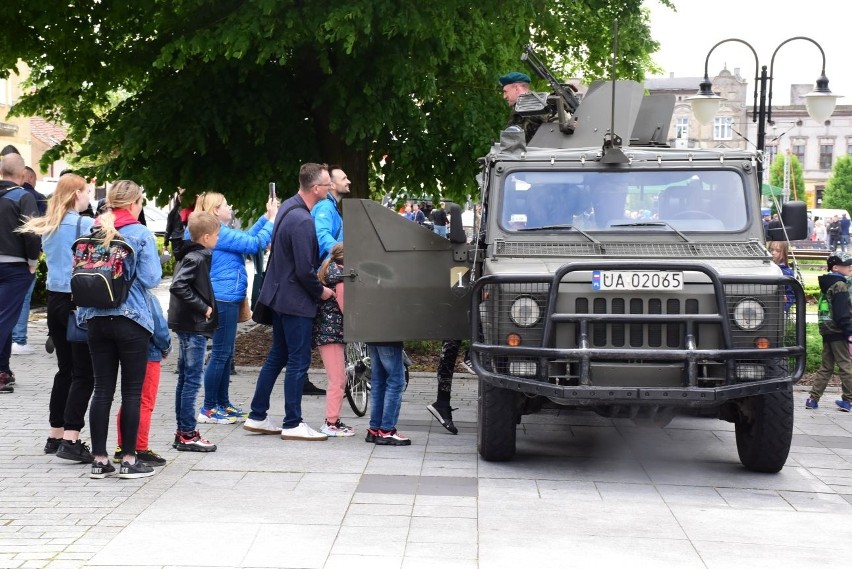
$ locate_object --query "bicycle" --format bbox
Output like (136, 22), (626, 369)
(344, 341), (411, 417)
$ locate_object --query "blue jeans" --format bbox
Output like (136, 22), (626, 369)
(368, 343), (406, 431)
(202, 300), (239, 410)
(434, 225), (448, 238)
(0, 264), (34, 372)
(248, 311), (313, 428)
(12, 278), (35, 345)
(176, 332), (208, 433)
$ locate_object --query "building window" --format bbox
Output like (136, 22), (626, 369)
(765, 145), (778, 165)
(713, 117), (733, 140)
(792, 143), (806, 165)
(675, 117), (688, 140)
(847, 142), (852, 154)
(819, 144), (834, 170)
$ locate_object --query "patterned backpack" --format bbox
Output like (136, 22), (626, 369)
(70, 228), (136, 309)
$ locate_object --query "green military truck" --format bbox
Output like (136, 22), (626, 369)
(345, 78), (807, 474)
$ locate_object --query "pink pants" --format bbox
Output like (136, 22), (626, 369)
(117, 361), (160, 451)
(319, 343), (345, 423)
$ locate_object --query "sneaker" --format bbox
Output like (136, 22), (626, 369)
(90, 460), (116, 479)
(44, 437), (62, 454)
(280, 422), (328, 441)
(136, 449), (168, 466)
(243, 416), (281, 435)
(0, 372), (13, 393)
(836, 399), (852, 412)
(11, 343), (33, 356)
(197, 406), (237, 424)
(56, 439), (94, 463)
(175, 431), (217, 452)
(113, 446), (122, 464)
(45, 336), (55, 354)
(4, 371), (14, 386)
(460, 350), (474, 374)
(302, 379), (326, 395)
(375, 429), (411, 446)
(224, 404), (248, 422)
(321, 420), (356, 437)
(365, 428), (380, 443)
(426, 403), (459, 435)
(805, 397), (819, 410)
(119, 457), (156, 479)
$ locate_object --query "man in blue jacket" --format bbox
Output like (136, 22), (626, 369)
(245, 163), (335, 441)
(311, 165), (350, 262)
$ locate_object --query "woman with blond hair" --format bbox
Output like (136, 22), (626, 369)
(194, 192), (277, 423)
(19, 173), (97, 462)
(76, 180), (162, 479)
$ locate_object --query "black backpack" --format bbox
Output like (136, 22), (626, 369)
(70, 228), (136, 309)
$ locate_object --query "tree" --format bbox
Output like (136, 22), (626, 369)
(0, 0), (665, 217)
(823, 155), (852, 213)
(768, 152), (805, 202)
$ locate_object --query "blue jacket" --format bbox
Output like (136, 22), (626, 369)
(186, 216), (272, 302)
(311, 194), (342, 261)
(77, 220), (163, 334)
(146, 291), (171, 362)
(43, 211), (95, 293)
(258, 194), (323, 318)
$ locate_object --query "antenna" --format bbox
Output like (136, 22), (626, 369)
(601, 18), (628, 164)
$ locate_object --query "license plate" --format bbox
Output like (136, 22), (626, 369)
(592, 270), (683, 291)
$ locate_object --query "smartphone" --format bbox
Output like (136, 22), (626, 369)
(268, 182), (276, 201)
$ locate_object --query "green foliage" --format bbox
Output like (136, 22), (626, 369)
(823, 155), (852, 213)
(805, 322), (821, 373)
(0, 1), (662, 218)
(768, 153), (805, 202)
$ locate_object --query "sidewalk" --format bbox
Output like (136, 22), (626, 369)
(2, 280), (852, 568)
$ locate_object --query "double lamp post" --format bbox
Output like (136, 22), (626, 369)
(687, 36), (841, 198)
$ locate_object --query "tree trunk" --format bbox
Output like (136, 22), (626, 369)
(313, 115), (370, 201)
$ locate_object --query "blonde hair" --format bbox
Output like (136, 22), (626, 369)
(318, 242), (344, 285)
(98, 180), (143, 244)
(767, 241), (789, 261)
(195, 192), (225, 215)
(188, 210), (220, 242)
(18, 173), (86, 236)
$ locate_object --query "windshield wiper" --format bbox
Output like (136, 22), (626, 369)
(517, 224), (599, 244)
(610, 221), (691, 242)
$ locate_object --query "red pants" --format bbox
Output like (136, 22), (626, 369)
(116, 361), (160, 451)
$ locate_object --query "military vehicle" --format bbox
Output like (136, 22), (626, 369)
(345, 56), (807, 474)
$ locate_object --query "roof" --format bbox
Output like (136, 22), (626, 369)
(644, 76), (704, 92)
(29, 117), (66, 147)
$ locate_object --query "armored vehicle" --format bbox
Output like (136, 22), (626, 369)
(345, 77), (807, 474)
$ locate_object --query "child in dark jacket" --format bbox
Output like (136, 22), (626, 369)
(807, 254), (852, 411)
(168, 211), (221, 451)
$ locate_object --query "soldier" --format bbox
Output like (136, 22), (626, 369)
(499, 71), (545, 143)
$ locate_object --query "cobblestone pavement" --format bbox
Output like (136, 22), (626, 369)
(2, 283), (852, 568)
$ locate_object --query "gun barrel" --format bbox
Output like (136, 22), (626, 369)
(522, 45), (579, 113)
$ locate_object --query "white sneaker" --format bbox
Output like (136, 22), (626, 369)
(280, 422), (328, 441)
(11, 343), (33, 356)
(321, 420), (356, 437)
(243, 417), (280, 435)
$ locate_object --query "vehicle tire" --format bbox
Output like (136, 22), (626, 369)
(734, 386), (794, 473)
(478, 380), (519, 461)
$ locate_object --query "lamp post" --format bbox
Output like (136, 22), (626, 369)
(687, 37), (840, 201)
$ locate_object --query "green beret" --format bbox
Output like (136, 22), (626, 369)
(499, 71), (531, 86)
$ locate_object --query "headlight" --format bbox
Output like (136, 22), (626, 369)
(733, 298), (765, 330)
(509, 296), (541, 327)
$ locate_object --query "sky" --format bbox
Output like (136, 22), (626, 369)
(645, 0), (848, 105)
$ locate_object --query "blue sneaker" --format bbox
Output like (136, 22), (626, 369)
(805, 397), (819, 410)
(224, 404), (248, 422)
(197, 406), (236, 424)
(835, 399), (852, 412)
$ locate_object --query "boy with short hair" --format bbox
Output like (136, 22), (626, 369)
(168, 211), (220, 450)
(807, 254), (852, 411)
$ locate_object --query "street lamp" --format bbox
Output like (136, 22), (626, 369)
(687, 36), (840, 195)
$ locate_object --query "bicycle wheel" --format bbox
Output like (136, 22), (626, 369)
(345, 342), (370, 417)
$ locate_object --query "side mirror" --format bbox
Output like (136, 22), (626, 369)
(446, 202), (467, 244)
(766, 201), (808, 241)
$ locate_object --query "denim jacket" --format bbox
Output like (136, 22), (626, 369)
(43, 211), (95, 293)
(146, 291), (171, 362)
(77, 222), (163, 334)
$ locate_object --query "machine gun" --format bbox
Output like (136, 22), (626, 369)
(517, 45), (580, 134)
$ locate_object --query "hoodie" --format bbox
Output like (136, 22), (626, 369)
(818, 272), (852, 342)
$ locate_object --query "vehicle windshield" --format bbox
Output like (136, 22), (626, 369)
(499, 170), (748, 232)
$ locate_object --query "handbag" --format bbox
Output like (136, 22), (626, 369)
(252, 301), (274, 325)
(238, 297), (252, 323)
(66, 310), (88, 343)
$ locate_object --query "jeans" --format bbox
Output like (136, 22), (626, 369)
(12, 277), (35, 345)
(0, 264), (34, 372)
(87, 316), (151, 458)
(248, 311), (313, 429)
(46, 292), (95, 431)
(202, 300), (239, 410)
(433, 225), (448, 238)
(368, 343), (406, 431)
(176, 333), (208, 433)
